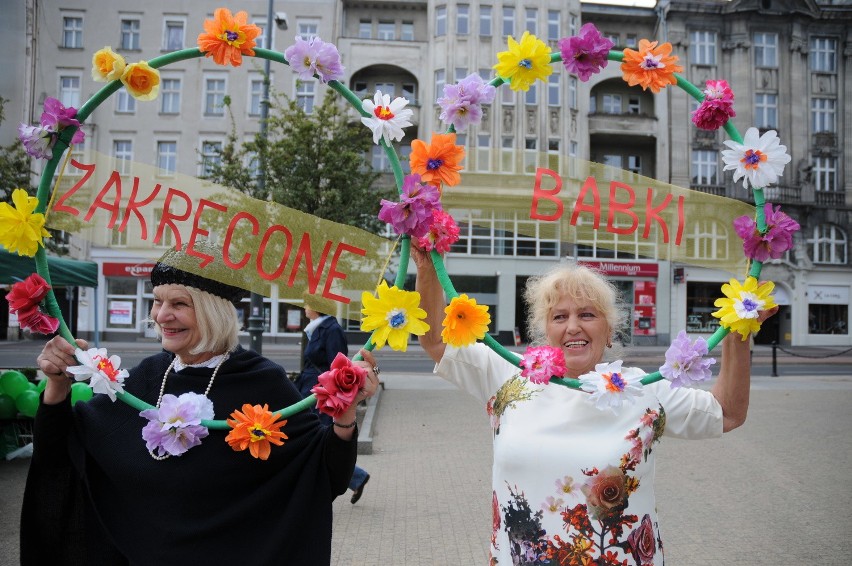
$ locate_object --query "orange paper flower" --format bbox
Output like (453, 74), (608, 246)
(197, 8), (261, 67)
(409, 133), (466, 188)
(225, 403), (288, 460)
(120, 61), (160, 101)
(620, 39), (682, 93)
(441, 294), (491, 348)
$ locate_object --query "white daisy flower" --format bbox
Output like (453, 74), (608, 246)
(578, 360), (645, 414)
(360, 90), (413, 146)
(721, 127), (791, 190)
(66, 347), (129, 402)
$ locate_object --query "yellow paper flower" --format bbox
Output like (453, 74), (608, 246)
(711, 277), (777, 339)
(361, 281), (430, 351)
(493, 31), (552, 92)
(442, 294), (491, 348)
(120, 61), (161, 101)
(0, 189), (51, 257)
(91, 46), (126, 82)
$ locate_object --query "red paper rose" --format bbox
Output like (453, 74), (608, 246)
(311, 352), (367, 419)
(6, 273), (51, 314)
(18, 307), (59, 334)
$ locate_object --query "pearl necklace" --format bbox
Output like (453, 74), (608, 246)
(148, 352), (230, 461)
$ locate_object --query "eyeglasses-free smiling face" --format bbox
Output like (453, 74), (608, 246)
(151, 284), (206, 365)
(545, 294), (612, 379)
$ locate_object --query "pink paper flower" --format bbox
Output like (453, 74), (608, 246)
(17, 308), (60, 335)
(311, 352), (367, 419)
(558, 23), (614, 81)
(417, 209), (460, 254)
(659, 330), (716, 388)
(691, 79), (736, 130)
(519, 345), (567, 384)
(733, 202), (801, 262)
(437, 73), (496, 132)
(378, 174), (442, 238)
(284, 36), (344, 83)
(17, 97), (84, 159)
(6, 273), (51, 315)
(140, 392), (213, 457)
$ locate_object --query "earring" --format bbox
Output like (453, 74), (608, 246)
(606, 342), (612, 348)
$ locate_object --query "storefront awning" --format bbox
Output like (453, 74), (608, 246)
(0, 250), (98, 287)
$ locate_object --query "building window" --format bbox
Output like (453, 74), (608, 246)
(753, 32), (777, 68)
(525, 8), (537, 35)
(808, 223), (847, 264)
(59, 75), (81, 108)
(589, 94), (597, 114)
(376, 82), (395, 97)
(477, 134), (491, 172)
(602, 94), (621, 114)
(625, 34), (637, 48)
(401, 21), (414, 41)
(113, 140), (133, 176)
(157, 141), (177, 175)
(154, 209), (175, 248)
(110, 226), (128, 247)
(525, 83), (537, 105)
(689, 30), (717, 65)
(575, 226), (657, 260)
(500, 136), (514, 172)
(63, 16), (83, 48)
(200, 141), (222, 177)
(809, 37), (837, 73)
(436, 5), (447, 37)
(809, 304), (848, 335)
(813, 156), (837, 193)
(353, 81), (368, 97)
(691, 149), (717, 185)
(163, 19), (185, 51)
(568, 76), (577, 109)
(245, 151), (260, 180)
(686, 282), (723, 334)
(249, 77), (263, 116)
(502, 6), (514, 37)
(627, 155), (641, 174)
(457, 4), (470, 35)
(378, 20), (395, 40)
(604, 33), (619, 47)
(116, 90), (136, 113)
(359, 20), (371, 39)
(548, 10), (560, 41)
(204, 76), (227, 115)
(811, 98), (836, 133)
(298, 19), (319, 39)
(372, 145), (390, 171)
(502, 83), (514, 105)
(120, 19), (141, 50)
(296, 80), (315, 113)
(548, 74), (561, 107)
(455, 67), (468, 82)
(685, 220), (728, 261)
(402, 83), (416, 102)
(754, 93), (777, 129)
(160, 78), (181, 113)
(569, 15), (578, 37)
(451, 210), (559, 257)
(434, 69), (445, 100)
(105, 279), (137, 329)
(480, 5), (492, 37)
(254, 20), (270, 49)
(524, 138), (537, 173)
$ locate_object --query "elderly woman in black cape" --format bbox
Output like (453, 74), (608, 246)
(21, 245), (379, 565)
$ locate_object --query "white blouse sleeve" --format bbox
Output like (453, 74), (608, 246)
(434, 343), (522, 404)
(648, 380), (724, 440)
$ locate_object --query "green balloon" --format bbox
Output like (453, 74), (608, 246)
(0, 394), (16, 419)
(0, 371), (29, 400)
(15, 390), (40, 418)
(36, 379), (48, 393)
(70, 382), (94, 405)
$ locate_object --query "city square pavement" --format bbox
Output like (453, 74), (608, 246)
(2, 366), (851, 564)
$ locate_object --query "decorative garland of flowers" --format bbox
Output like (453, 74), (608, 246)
(6, 5), (799, 452)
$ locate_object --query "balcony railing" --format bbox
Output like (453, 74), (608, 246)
(762, 185), (800, 203)
(691, 184), (726, 196)
(815, 191), (846, 207)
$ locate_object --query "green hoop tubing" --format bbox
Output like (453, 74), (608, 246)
(31, 45), (766, 425)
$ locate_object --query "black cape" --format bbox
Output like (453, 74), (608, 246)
(20, 347), (357, 565)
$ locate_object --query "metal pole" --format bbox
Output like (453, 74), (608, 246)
(247, 0), (275, 354)
(771, 341), (778, 377)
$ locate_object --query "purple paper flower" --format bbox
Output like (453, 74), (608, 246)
(558, 23), (614, 81)
(691, 79), (736, 130)
(17, 97), (84, 159)
(284, 36), (344, 83)
(659, 330), (716, 388)
(519, 345), (567, 384)
(733, 202), (801, 262)
(437, 73), (496, 132)
(17, 124), (54, 159)
(378, 174), (442, 238)
(140, 392), (214, 457)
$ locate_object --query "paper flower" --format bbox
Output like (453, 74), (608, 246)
(140, 392), (213, 457)
(17, 97), (84, 159)
(66, 347), (129, 402)
(284, 36), (344, 83)
(91, 46), (126, 82)
(621, 39), (682, 93)
(494, 31), (553, 92)
(579, 360), (645, 413)
(409, 133), (466, 188)
(360, 90), (414, 145)
(733, 202), (801, 262)
(0, 188), (51, 257)
(197, 7), (261, 67)
(437, 73), (496, 132)
(519, 345), (567, 384)
(120, 61), (160, 101)
(17, 124), (54, 160)
(721, 127), (791, 190)
(361, 281), (430, 351)
(441, 294), (491, 348)
(659, 330), (716, 388)
(558, 23), (614, 81)
(6, 273), (51, 314)
(378, 174), (442, 238)
(691, 79), (736, 130)
(225, 403), (288, 460)
(417, 209), (460, 254)
(17, 308), (60, 335)
(311, 352), (367, 419)
(712, 277), (777, 339)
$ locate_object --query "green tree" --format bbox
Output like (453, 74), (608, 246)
(0, 97), (32, 201)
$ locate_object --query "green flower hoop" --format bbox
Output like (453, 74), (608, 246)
(31, 44), (768, 427)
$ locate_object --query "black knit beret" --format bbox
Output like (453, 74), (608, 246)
(150, 242), (249, 305)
